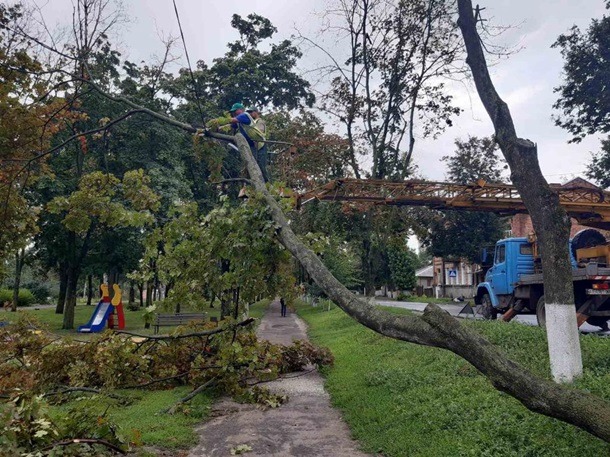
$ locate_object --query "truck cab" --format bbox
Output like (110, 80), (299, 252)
(477, 238), (535, 312)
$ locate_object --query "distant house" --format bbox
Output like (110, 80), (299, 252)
(431, 257), (476, 299)
(415, 264), (433, 287)
(415, 264), (434, 296)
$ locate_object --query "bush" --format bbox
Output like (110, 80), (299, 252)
(0, 288), (36, 307)
(22, 282), (51, 303)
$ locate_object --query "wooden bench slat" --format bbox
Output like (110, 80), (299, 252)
(153, 313), (208, 334)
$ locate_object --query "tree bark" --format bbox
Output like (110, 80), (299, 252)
(62, 266), (79, 329)
(11, 249), (25, 312)
(145, 282), (153, 308)
(456, 0), (581, 382)
(128, 281), (135, 308)
(86, 274), (93, 306)
(56, 266), (67, 314)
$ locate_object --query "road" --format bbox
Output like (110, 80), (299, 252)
(375, 299), (605, 334)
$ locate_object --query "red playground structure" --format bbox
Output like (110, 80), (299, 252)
(78, 283), (125, 333)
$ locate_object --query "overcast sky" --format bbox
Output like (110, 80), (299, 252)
(31, 0), (609, 184)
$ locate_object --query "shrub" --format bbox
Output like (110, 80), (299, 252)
(22, 282), (51, 303)
(0, 288), (36, 307)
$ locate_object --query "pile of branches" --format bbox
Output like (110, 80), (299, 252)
(0, 315), (334, 455)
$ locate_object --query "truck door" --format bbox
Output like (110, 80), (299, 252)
(489, 243), (510, 296)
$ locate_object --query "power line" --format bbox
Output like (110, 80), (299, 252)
(172, 0), (207, 127)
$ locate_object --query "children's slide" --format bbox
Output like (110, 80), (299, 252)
(77, 299), (113, 333)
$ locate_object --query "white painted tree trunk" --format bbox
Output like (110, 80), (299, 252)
(545, 304), (583, 382)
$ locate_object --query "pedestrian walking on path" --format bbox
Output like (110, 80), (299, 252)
(280, 297), (287, 317)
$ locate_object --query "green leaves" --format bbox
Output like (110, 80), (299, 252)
(553, 13), (610, 142)
(47, 170), (159, 235)
(138, 195), (296, 316)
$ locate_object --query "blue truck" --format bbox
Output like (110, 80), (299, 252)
(474, 229), (610, 329)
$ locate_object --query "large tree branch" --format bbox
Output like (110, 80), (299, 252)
(232, 131), (610, 442)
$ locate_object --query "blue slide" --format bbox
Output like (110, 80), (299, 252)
(78, 300), (113, 333)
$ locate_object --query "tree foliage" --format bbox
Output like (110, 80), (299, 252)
(317, 0), (462, 179)
(140, 194), (296, 317)
(553, 3), (610, 142)
(172, 13), (314, 122)
(418, 136), (507, 263)
(586, 137), (610, 188)
(0, 3), (76, 257)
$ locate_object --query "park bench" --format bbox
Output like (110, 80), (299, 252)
(153, 312), (208, 334)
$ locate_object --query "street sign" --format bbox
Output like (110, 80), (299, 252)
(448, 269), (457, 278)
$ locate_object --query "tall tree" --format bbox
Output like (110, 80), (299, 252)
(586, 138), (610, 188)
(311, 0), (462, 179)
(553, 2), (610, 142)
(170, 13), (315, 125)
(418, 135), (508, 263)
(457, 0), (582, 382)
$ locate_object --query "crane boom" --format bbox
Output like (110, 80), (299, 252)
(297, 178), (610, 230)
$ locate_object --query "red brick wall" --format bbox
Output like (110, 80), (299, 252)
(510, 214), (609, 239)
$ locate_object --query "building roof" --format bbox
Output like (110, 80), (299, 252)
(415, 265), (434, 278)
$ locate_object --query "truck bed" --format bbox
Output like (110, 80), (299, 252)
(519, 263), (610, 285)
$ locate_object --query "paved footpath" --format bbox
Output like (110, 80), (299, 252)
(188, 300), (370, 457)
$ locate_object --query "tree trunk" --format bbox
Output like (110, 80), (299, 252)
(62, 267), (79, 329)
(362, 238), (375, 296)
(86, 274), (93, 306)
(56, 267), (67, 314)
(11, 249), (25, 312)
(220, 295), (232, 320)
(233, 287), (240, 320)
(145, 282), (153, 308)
(138, 283), (144, 308)
(456, 0), (581, 382)
(128, 281), (135, 308)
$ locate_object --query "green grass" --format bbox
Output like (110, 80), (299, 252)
(2, 298), (271, 337)
(49, 388), (215, 449)
(297, 301), (610, 457)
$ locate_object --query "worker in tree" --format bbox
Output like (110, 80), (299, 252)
(247, 107), (269, 182)
(206, 103), (269, 182)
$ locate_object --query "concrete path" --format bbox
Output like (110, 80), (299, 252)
(188, 300), (370, 457)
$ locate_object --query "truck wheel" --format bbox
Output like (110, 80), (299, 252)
(536, 295), (546, 329)
(480, 294), (497, 320)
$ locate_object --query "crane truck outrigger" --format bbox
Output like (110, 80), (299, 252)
(298, 178), (610, 329)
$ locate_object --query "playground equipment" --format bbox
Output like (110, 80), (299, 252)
(78, 284), (125, 333)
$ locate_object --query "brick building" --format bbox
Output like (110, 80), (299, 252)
(511, 177), (610, 238)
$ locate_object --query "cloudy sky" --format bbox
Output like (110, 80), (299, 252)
(32, 0), (609, 184)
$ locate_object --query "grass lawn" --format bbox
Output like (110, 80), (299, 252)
(6, 299), (272, 452)
(48, 388), (215, 450)
(2, 298), (271, 337)
(297, 301), (610, 457)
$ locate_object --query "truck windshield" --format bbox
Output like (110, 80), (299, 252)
(495, 244), (506, 264)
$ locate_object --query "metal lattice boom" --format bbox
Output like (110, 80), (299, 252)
(297, 178), (610, 230)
